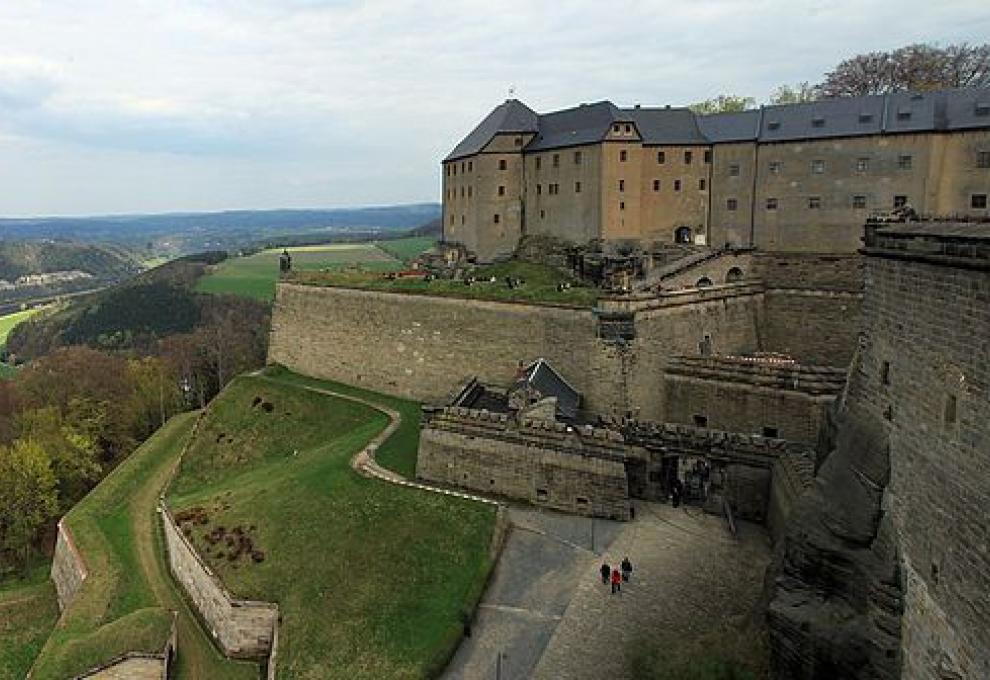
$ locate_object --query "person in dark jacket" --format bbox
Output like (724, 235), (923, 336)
(671, 477), (684, 508)
(600, 561), (611, 585)
(621, 557), (633, 582)
(611, 567), (622, 594)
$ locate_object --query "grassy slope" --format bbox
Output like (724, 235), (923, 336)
(196, 244), (402, 301)
(0, 564), (59, 680)
(288, 260), (599, 307)
(0, 307), (44, 346)
(31, 412), (257, 680)
(168, 370), (496, 679)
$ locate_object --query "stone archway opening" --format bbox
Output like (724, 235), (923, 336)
(725, 266), (744, 283)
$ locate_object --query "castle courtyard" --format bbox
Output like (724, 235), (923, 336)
(444, 502), (770, 679)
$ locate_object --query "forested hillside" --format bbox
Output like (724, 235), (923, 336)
(0, 242), (139, 281)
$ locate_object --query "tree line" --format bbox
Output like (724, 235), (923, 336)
(0, 259), (268, 574)
(691, 42), (990, 113)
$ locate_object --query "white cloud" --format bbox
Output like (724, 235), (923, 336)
(0, 0), (988, 215)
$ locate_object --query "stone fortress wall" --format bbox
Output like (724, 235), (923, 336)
(850, 222), (990, 678)
(160, 503), (278, 659)
(51, 519), (87, 612)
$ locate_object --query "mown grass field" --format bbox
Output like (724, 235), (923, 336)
(31, 412), (258, 680)
(0, 307), (44, 347)
(196, 236), (437, 301)
(289, 259), (600, 307)
(0, 563), (59, 680)
(167, 368), (496, 679)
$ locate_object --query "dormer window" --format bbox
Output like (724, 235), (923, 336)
(897, 109), (912, 121)
(624, 124), (632, 133)
(812, 116), (825, 128)
(612, 124), (621, 133)
(859, 113), (874, 123)
(976, 102), (990, 117)
(767, 120), (780, 130)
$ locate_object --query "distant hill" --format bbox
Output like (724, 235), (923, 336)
(409, 217), (442, 237)
(0, 241), (142, 308)
(0, 204), (442, 255)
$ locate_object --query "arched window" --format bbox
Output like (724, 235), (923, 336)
(725, 267), (744, 283)
(674, 226), (693, 244)
(696, 277), (713, 288)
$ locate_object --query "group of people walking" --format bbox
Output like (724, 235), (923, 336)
(600, 556), (633, 594)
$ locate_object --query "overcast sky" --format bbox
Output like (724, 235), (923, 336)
(0, 0), (987, 217)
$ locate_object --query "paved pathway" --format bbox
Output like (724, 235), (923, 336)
(442, 507), (623, 680)
(532, 501), (771, 680)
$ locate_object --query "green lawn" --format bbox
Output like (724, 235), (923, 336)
(375, 235), (436, 262)
(196, 243), (403, 301)
(0, 564), (59, 680)
(0, 307), (45, 347)
(287, 260), (600, 307)
(167, 369), (496, 679)
(30, 412), (258, 680)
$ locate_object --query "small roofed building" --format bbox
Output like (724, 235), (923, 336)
(508, 358), (582, 422)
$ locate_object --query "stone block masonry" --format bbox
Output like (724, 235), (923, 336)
(418, 408), (633, 520)
(160, 503), (277, 659)
(51, 518), (87, 612)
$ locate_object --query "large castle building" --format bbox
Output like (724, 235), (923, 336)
(442, 88), (990, 260)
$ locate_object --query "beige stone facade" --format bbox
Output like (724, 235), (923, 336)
(444, 90), (990, 260)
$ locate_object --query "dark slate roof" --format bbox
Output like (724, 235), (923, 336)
(696, 109), (762, 142)
(625, 107), (709, 145)
(446, 87), (990, 157)
(514, 358), (582, 420)
(444, 99), (538, 161)
(758, 95), (885, 142)
(525, 101), (622, 152)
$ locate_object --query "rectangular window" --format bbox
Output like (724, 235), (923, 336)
(497, 185), (505, 196)
(468, 161), (473, 171)
(552, 153), (559, 168)
(673, 179), (681, 191)
(859, 112), (873, 123)
(624, 123), (631, 133)
(574, 151), (582, 164)
(618, 179), (625, 192)
(808, 196), (822, 209)
(897, 109), (912, 121)
(619, 201), (625, 210)
(944, 394), (957, 427)
(612, 124), (620, 133)
(766, 197), (778, 210)
(653, 179), (660, 192)
(540, 209), (545, 219)
(693, 415), (708, 428)
(657, 151), (666, 164)
(856, 157), (869, 172)
(767, 120), (780, 130)
(460, 187), (464, 197)
(881, 360), (890, 386)
(977, 151), (990, 168)
(575, 181), (581, 193)
(811, 159), (825, 174)
(812, 116), (825, 128)
(728, 163), (740, 176)
(762, 426), (779, 438)
(493, 213), (500, 223)
(972, 194), (988, 209)
(620, 150), (628, 162)
(852, 195), (867, 209)
(449, 214), (454, 225)
(514, 136), (522, 146)
(536, 488), (549, 501)
(898, 155), (913, 170)
(535, 157), (541, 170)
(498, 159), (507, 170)
(468, 186), (472, 198)
(704, 150), (712, 164)
(537, 184), (542, 195)
(684, 150), (693, 164)
(769, 160), (782, 174)
(461, 215), (465, 224)
(727, 198), (738, 211)
(894, 195), (908, 208)
(699, 178), (706, 191)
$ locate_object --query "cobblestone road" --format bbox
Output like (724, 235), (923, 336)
(532, 501), (771, 680)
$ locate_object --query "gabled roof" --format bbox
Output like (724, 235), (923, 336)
(445, 87), (990, 157)
(513, 358), (582, 420)
(444, 99), (538, 161)
(525, 101), (622, 152)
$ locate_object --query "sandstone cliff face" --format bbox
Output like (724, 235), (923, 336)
(765, 416), (902, 679)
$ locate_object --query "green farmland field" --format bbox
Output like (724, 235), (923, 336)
(0, 307), (44, 347)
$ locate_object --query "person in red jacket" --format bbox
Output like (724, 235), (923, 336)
(611, 566), (622, 594)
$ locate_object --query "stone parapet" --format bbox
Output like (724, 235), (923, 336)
(159, 503), (277, 659)
(77, 614), (176, 679)
(51, 518), (87, 612)
(666, 355), (847, 395)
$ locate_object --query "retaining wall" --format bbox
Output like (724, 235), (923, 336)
(50, 519), (87, 612)
(160, 503), (277, 659)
